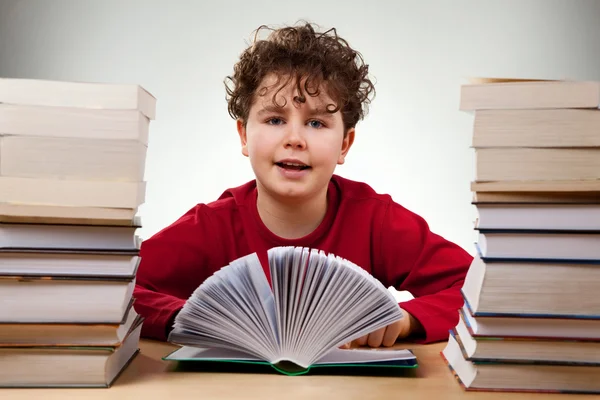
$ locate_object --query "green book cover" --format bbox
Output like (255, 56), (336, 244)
(163, 345), (417, 376)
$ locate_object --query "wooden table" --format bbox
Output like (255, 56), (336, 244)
(2, 340), (597, 399)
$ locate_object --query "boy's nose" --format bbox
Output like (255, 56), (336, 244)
(284, 124), (307, 149)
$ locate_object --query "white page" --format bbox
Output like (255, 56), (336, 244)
(290, 252), (339, 362)
(304, 264), (359, 346)
(175, 295), (267, 356)
(282, 247), (302, 354)
(170, 254), (278, 361)
(166, 345), (263, 361)
(285, 247), (307, 354)
(168, 331), (259, 357)
(316, 347), (415, 364)
(289, 248), (327, 353)
(246, 253), (279, 345)
(304, 257), (403, 364)
(226, 256), (278, 353)
(288, 248), (319, 352)
(269, 247), (286, 349)
(306, 261), (378, 346)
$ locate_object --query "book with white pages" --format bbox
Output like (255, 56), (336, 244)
(475, 203), (600, 231)
(165, 246), (417, 376)
(0, 176), (146, 209)
(471, 108), (600, 148)
(458, 302), (600, 340)
(0, 220), (141, 251)
(0, 249), (140, 277)
(0, 77), (156, 120)
(459, 79), (600, 111)
(0, 203), (138, 226)
(461, 253), (600, 318)
(0, 300), (141, 347)
(453, 308), (600, 364)
(0, 135), (147, 182)
(0, 317), (143, 388)
(441, 331), (600, 393)
(471, 191), (600, 204)
(0, 103), (150, 144)
(476, 229), (600, 260)
(0, 274), (136, 323)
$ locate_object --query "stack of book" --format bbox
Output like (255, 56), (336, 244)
(0, 78), (155, 387)
(442, 78), (600, 394)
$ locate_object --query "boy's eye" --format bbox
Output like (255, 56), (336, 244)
(267, 118), (284, 125)
(308, 120), (323, 129)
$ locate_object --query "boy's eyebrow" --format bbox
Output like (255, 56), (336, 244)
(256, 105), (282, 115)
(256, 104), (335, 119)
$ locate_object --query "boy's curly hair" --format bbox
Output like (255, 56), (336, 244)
(225, 22), (375, 132)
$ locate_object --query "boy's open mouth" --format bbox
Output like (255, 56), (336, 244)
(275, 162), (311, 171)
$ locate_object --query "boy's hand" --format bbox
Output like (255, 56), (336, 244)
(339, 309), (423, 349)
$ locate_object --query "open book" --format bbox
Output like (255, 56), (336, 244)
(165, 246), (417, 375)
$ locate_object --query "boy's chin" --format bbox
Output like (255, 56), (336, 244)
(261, 179), (324, 202)
(271, 185), (313, 200)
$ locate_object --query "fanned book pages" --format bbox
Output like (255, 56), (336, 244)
(165, 246), (417, 375)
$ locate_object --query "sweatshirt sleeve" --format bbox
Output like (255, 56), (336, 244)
(133, 205), (219, 341)
(377, 201), (473, 344)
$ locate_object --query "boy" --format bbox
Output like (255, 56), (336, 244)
(133, 22), (473, 347)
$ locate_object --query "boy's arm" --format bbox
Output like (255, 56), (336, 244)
(133, 205), (219, 341)
(132, 285), (186, 341)
(377, 202), (473, 344)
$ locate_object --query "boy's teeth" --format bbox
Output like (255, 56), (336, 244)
(277, 162), (309, 171)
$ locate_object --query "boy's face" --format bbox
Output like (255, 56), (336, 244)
(237, 73), (354, 202)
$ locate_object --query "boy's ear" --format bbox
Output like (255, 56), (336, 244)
(337, 128), (355, 165)
(237, 119), (249, 157)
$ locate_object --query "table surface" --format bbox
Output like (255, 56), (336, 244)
(2, 339), (598, 399)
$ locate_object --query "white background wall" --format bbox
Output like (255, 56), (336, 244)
(1, 0), (600, 253)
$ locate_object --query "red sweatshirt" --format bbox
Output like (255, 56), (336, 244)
(133, 175), (473, 343)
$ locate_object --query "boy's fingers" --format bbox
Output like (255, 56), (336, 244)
(382, 322), (402, 347)
(356, 335), (368, 346)
(367, 327), (385, 348)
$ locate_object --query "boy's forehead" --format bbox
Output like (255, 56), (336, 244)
(254, 73), (336, 110)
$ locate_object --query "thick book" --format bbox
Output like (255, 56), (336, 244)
(474, 147), (600, 181)
(0, 316), (143, 388)
(471, 180), (600, 193)
(0, 248), (140, 277)
(0, 220), (141, 251)
(471, 191), (600, 204)
(459, 79), (600, 111)
(0, 104), (150, 144)
(461, 253), (600, 317)
(165, 246), (418, 376)
(0, 78), (156, 119)
(472, 109), (600, 148)
(474, 203), (600, 231)
(0, 203), (138, 226)
(0, 274), (136, 323)
(0, 176), (146, 209)
(458, 302), (600, 340)
(453, 311), (600, 364)
(0, 135), (147, 182)
(442, 331), (600, 393)
(476, 228), (600, 260)
(0, 301), (140, 347)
